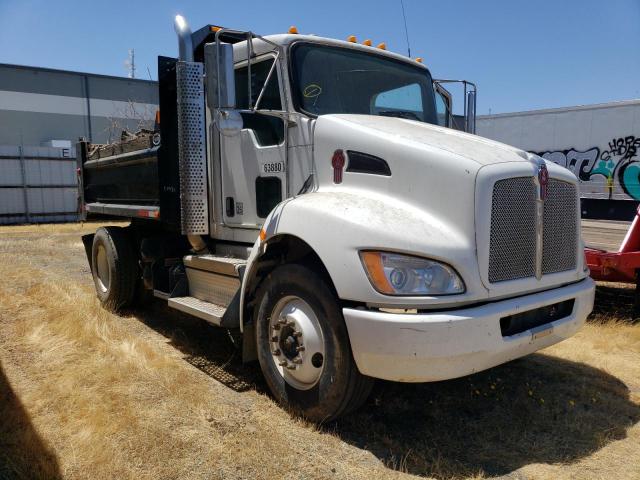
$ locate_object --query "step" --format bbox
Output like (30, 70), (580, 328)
(183, 254), (246, 277)
(168, 296), (228, 326)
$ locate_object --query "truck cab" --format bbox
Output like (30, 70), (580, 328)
(80, 16), (595, 422)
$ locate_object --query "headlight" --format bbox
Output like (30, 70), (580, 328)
(359, 251), (465, 296)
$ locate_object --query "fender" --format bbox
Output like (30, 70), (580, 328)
(239, 190), (487, 332)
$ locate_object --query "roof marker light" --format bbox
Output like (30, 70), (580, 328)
(209, 25), (222, 32)
(415, 57), (423, 63)
(377, 42), (386, 50)
(363, 39), (372, 46)
(347, 35), (357, 43)
(289, 26), (298, 34)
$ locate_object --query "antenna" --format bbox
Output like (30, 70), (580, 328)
(399, 0), (411, 57)
(125, 49), (136, 79)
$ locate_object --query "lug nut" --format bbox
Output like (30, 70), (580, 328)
(278, 360), (288, 367)
(271, 335), (279, 342)
(293, 331), (302, 338)
(286, 364), (297, 370)
(292, 357), (303, 364)
(287, 320), (296, 327)
(273, 324), (281, 331)
(272, 348), (281, 356)
(278, 318), (288, 325)
(296, 345), (305, 352)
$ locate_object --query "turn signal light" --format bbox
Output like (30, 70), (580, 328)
(360, 252), (394, 294)
(289, 26), (298, 34)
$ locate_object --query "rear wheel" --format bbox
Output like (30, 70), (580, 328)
(254, 264), (373, 422)
(91, 227), (138, 312)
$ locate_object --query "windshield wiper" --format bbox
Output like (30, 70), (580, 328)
(377, 110), (421, 121)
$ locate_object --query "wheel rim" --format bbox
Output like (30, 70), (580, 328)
(95, 245), (110, 293)
(268, 296), (325, 390)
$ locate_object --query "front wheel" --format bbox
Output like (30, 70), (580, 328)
(254, 264), (373, 422)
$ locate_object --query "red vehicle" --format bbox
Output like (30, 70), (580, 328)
(585, 206), (640, 308)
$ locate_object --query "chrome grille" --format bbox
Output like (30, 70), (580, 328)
(488, 176), (578, 283)
(542, 179), (577, 274)
(489, 177), (537, 283)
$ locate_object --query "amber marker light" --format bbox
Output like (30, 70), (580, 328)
(360, 251), (394, 294)
(347, 35), (357, 43)
(415, 57), (423, 63)
(377, 42), (386, 50)
(363, 39), (372, 46)
(288, 26), (298, 34)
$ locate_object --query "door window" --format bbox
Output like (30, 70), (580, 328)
(434, 88), (451, 127)
(235, 58), (282, 110)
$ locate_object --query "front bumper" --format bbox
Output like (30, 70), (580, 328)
(343, 277), (595, 382)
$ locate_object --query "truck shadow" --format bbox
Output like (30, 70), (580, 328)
(133, 300), (265, 393)
(131, 300), (639, 479)
(0, 362), (61, 480)
(332, 353), (640, 478)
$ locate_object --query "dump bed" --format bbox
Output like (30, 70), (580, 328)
(78, 57), (182, 228)
(80, 130), (160, 218)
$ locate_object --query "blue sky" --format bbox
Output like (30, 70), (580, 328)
(0, 0), (639, 114)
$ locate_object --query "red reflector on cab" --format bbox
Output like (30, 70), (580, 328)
(332, 149), (345, 184)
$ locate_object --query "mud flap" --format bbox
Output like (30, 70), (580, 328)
(81, 233), (95, 269)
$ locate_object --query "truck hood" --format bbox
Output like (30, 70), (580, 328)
(310, 114), (549, 304)
(326, 114), (530, 166)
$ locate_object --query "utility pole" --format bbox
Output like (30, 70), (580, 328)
(125, 49), (136, 79)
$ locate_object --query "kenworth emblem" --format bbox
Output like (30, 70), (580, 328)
(538, 161), (549, 201)
(534, 158), (548, 279)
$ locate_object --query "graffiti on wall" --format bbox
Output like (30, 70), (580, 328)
(535, 136), (640, 200)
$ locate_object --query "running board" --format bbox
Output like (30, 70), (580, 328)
(168, 296), (227, 326)
(183, 254), (246, 277)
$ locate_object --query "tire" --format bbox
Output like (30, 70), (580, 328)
(91, 226), (138, 312)
(254, 264), (373, 422)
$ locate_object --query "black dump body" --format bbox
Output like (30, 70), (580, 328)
(78, 57), (181, 230)
(82, 132), (160, 206)
(78, 29), (248, 228)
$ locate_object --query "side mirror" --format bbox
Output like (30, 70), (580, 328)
(204, 42), (236, 110)
(465, 90), (476, 134)
(204, 42), (241, 136)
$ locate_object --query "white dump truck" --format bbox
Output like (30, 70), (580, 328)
(78, 15), (595, 421)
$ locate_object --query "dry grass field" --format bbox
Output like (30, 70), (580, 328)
(1, 222), (639, 480)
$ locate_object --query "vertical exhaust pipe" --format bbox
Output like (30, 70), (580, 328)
(174, 15), (194, 62)
(174, 14), (209, 254)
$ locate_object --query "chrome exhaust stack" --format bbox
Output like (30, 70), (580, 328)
(174, 15), (194, 62)
(173, 14), (210, 253)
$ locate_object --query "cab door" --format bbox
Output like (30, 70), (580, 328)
(218, 56), (287, 228)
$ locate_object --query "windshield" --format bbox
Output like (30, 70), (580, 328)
(291, 43), (438, 124)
